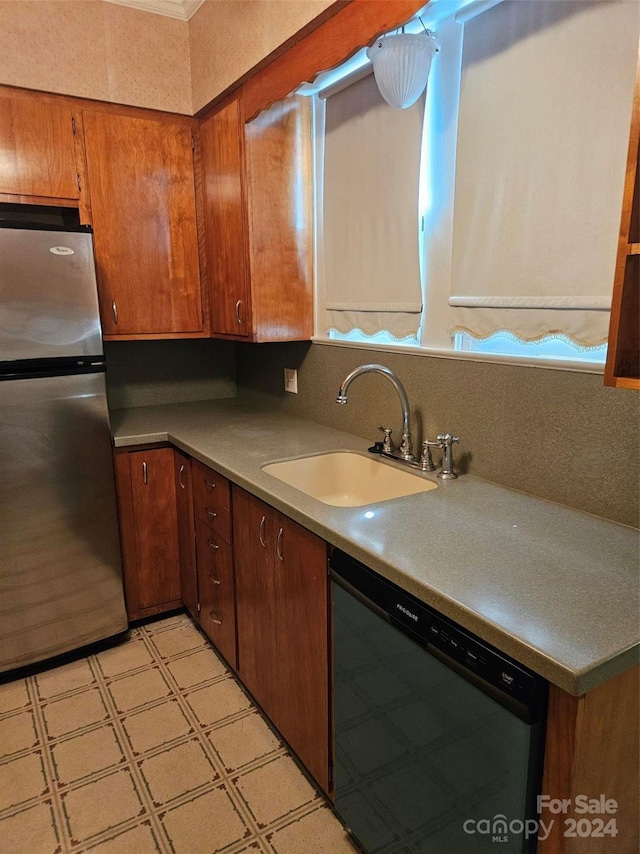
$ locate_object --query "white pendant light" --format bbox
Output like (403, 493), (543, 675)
(367, 29), (439, 109)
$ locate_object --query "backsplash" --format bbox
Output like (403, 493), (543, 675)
(105, 339), (236, 410)
(235, 341), (640, 528)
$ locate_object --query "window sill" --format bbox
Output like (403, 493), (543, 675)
(311, 336), (605, 375)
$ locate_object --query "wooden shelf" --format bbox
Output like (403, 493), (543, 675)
(604, 50), (640, 388)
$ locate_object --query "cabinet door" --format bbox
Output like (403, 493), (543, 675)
(130, 448), (181, 610)
(274, 513), (330, 792)
(175, 450), (198, 620)
(232, 487), (278, 719)
(244, 96), (313, 341)
(83, 111), (203, 336)
(200, 98), (252, 337)
(0, 95), (80, 200)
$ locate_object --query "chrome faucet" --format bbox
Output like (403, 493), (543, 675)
(336, 364), (414, 460)
(336, 363), (460, 478)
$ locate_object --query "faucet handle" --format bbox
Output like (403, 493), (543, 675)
(437, 433), (460, 479)
(378, 426), (394, 453)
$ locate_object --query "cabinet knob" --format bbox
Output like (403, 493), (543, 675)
(179, 464), (186, 489)
(235, 299), (243, 325)
(276, 527), (284, 562)
(207, 538), (219, 551)
(209, 612), (222, 625)
(204, 479), (215, 491)
(206, 508), (217, 519)
(142, 461), (148, 484)
(112, 301), (118, 325)
(208, 574), (221, 585)
(259, 515), (267, 547)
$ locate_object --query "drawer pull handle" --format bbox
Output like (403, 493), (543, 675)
(204, 479), (215, 490)
(259, 515), (266, 547)
(235, 299), (243, 325)
(208, 574), (221, 585)
(209, 613), (222, 625)
(142, 461), (148, 484)
(207, 538), (219, 551)
(276, 527), (284, 562)
(206, 508), (217, 519)
(179, 464), (185, 489)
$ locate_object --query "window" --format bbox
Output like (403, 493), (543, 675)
(311, 0), (639, 369)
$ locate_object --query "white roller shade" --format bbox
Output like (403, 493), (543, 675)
(449, 0), (639, 347)
(322, 73), (424, 339)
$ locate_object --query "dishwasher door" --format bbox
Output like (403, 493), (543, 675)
(331, 554), (547, 854)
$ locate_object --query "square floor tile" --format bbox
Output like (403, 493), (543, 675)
(138, 738), (220, 807)
(81, 819), (162, 854)
(61, 768), (146, 845)
(208, 712), (281, 773)
(147, 623), (206, 660)
(107, 667), (172, 714)
(35, 659), (96, 701)
(51, 723), (126, 786)
(266, 806), (358, 853)
(0, 799), (61, 854)
(165, 647), (226, 691)
(42, 688), (109, 740)
(0, 751), (49, 811)
(159, 784), (250, 854)
(0, 709), (39, 759)
(0, 678), (31, 716)
(185, 679), (251, 728)
(95, 638), (155, 680)
(234, 756), (318, 828)
(121, 698), (193, 756)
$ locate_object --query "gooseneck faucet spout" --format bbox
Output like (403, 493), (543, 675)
(336, 364), (414, 460)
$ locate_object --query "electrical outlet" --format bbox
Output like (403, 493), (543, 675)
(284, 368), (298, 394)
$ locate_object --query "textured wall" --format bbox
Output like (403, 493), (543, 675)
(105, 340), (236, 409)
(235, 342), (640, 528)
(189, 0), (337, 112)
(0, 1), (192, 113)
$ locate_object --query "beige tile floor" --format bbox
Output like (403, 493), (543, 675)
(0, 614), (358, 854)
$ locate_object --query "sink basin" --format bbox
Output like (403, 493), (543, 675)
(262, 451), (437, 507)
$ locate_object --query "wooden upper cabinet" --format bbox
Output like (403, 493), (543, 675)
(244, 95), (314, 341)
(83, 111), (205, 338)
(200, 93), (313, 342)
(0, 94), (81, 201)
(200, 99), (251, 336)
(605, 52), (640, 389)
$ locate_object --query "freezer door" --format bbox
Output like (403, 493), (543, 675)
(0, 227), (103, 362)
(0, 371), (127, 672)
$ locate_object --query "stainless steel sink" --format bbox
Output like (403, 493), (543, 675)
(262, 451), (437, 507)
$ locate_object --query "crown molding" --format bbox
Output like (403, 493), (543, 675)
(103, 0), (205, 22)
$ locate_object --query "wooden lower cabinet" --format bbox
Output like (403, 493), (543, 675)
(233, 486), (330, 793)
(113, 447), (181, 621)
(175, 450), (198, 621)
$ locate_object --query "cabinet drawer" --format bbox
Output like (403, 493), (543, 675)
(193, 460), (230, 510)
(196, 522), (237, 669)
(195, 501), (232, 544)
(193, 460), (232, 542)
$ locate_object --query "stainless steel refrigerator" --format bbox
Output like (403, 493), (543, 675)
(0, 222), (127, 673)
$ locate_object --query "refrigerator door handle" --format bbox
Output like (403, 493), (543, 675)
(143, 461), (148, 484)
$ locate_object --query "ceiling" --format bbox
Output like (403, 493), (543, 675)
(103, 0), (205, 21)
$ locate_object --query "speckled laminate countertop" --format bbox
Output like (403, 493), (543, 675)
(110, 399), (639, 696)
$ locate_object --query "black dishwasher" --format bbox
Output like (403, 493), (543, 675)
(330, 549), (547, 854)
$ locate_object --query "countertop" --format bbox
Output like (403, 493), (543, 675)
(110, 398), (639, 696)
